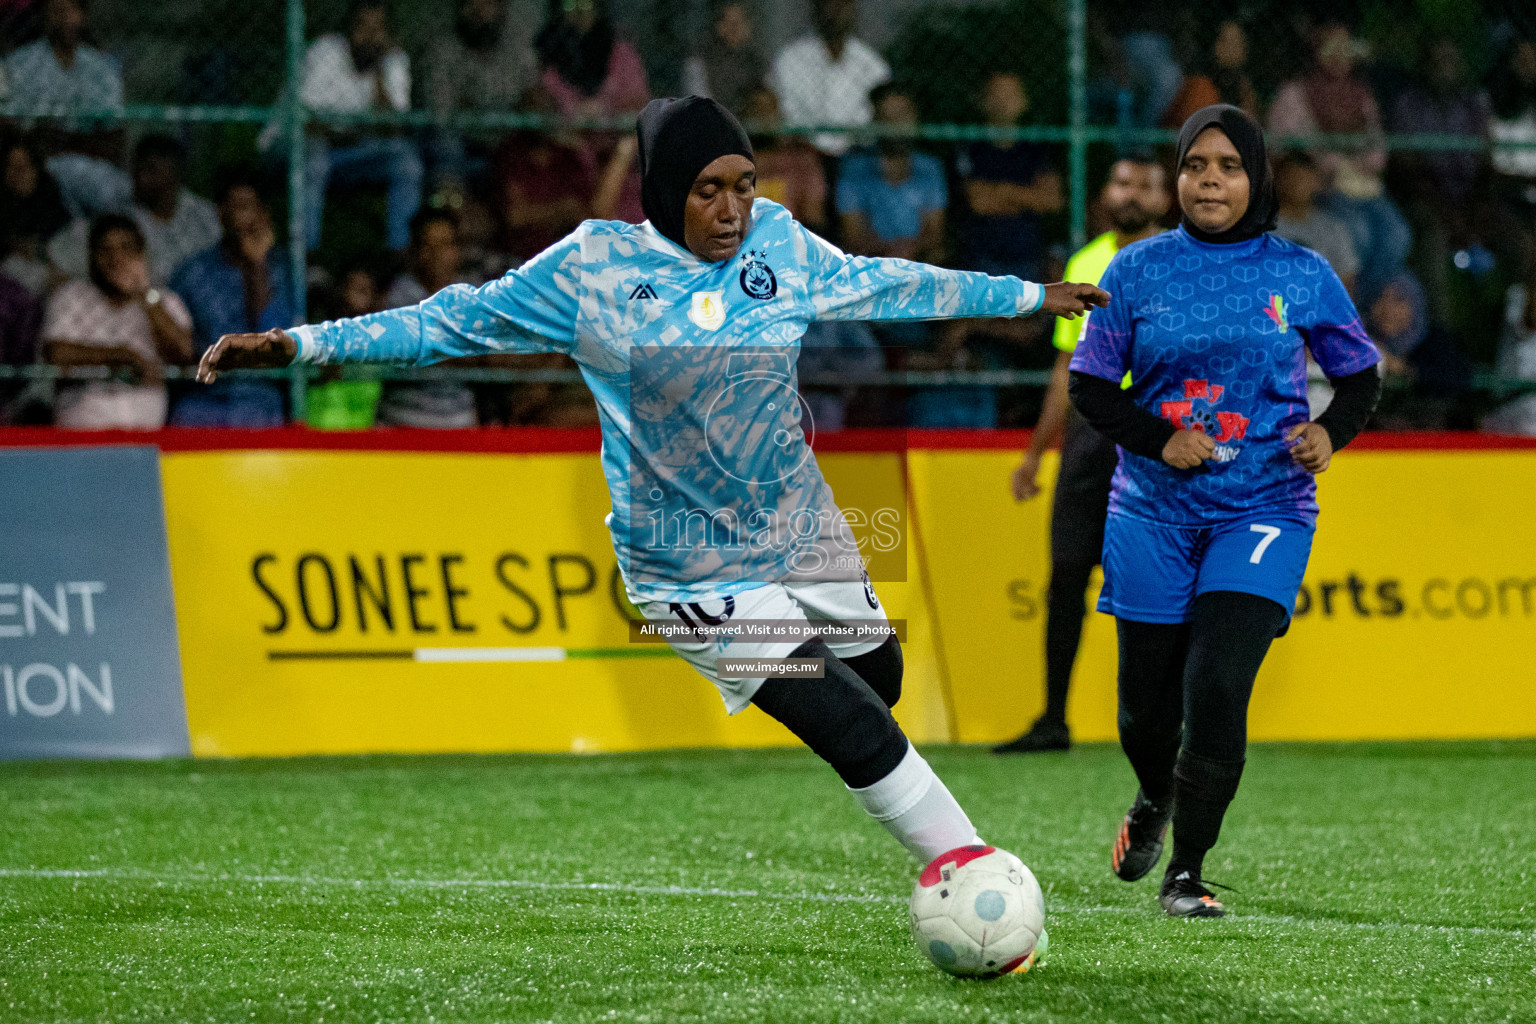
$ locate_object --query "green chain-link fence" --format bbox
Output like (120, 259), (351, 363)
(1, 0), (1534, 429)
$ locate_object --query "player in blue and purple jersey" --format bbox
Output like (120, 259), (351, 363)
(1067, 105), (1382, 918)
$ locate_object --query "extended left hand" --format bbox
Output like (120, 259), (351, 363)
(1287, 422), (1333, 474)
(197, 328), (297, 384)
(1039, 281), (1111, 320)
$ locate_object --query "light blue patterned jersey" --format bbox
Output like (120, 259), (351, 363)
(290, 199), (1040, 600)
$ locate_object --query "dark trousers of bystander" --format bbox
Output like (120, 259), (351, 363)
(1041, 411), (1120, 725)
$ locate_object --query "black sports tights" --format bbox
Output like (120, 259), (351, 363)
(1116, 590), (1289, 875)
(842, 633), (904, 709)
(750, 637), (909, 790)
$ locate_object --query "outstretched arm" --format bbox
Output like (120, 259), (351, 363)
(797, 224), (1106, 324)
(199, 234), (583, 384)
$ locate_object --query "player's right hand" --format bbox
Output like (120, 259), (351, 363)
(196, 328), (297, 384)
(1039, 281), (1111, 320)
(1162, 428), (1216, 469)
(1011, 454), (1042, 501)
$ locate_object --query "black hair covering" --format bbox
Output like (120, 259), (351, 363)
(1175, 104), (1277, 244)
(637, 96), (754, 255)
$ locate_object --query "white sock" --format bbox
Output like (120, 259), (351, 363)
(849, 741), (982, 862)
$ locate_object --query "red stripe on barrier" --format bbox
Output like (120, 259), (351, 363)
(1339, 431), (1536, 451)
(0, 426), (605, 453)
(900, 429), (1536, 451)
(1, 426), (1533, 453)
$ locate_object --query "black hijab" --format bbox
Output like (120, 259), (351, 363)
(1175, 104), (1277, 245)
(637, 96), (754, 254)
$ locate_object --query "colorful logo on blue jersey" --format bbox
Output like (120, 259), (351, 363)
(1160, 379), (1250, 461)
(1264, 293), (1289, 333)
(739, 249), (778, 300)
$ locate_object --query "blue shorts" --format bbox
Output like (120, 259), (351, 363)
(1098, 512), (1314, 623)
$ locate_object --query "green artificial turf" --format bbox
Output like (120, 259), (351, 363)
(1, 741), (1533, 1023)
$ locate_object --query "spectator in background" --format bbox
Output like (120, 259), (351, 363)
(377, 209), (479, 428)
(299, 0), (422, 255)
(534, 0), (650, 120)
(837, 85), (945, 263)
(770, 0), (889, 157)
(1484, 258), (1536, 435)
(334, 265), (383, 320)
(0, 0), (42, 50)
(165, 170), (291, 428)
(1499, 259), (1536, 382)
(1391, 37), (1490, 326)
(1273, 150), (1359, 294)
(1162, 20), (1259, 129)
(4, 0), (129, 220)
(796, 318), (882, 430)
(493, 97), (595, 264)
(1486, 36), (1536, 285)
(0, 134), (71, 296)
(533, 0), (649, 224)
(49, 135), (221, 287)
(384, 209), (479, 307)
(836, 84), (960, 426)
(1366, 272), (1471, 430)
(2, 0), (118, 111)
(305, 263), (384, 430)
(492, 350), (599, 426)
(956, 71), (1062, 281)
(0, 268), (42, 424)
(1269, 22), (1411, 302)
(42, 214), (193, 429)
(1104, 6), (1181, 129)
(741, 86), (826, 231)
(1486, 264), (1536, 432)
(682, 1), (766, 116)
(423, 0), (539, 197)
(590, 132), (641, 223)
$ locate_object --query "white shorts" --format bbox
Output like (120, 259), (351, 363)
(638, 579), (890, 714)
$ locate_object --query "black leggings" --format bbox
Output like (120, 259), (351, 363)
(1116, 590), (1288, 805)
(749, 637), (909, 790)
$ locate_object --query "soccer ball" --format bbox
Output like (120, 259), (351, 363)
(909, 845), (1047, 978)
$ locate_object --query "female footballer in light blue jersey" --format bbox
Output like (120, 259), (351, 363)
(1068, 105), (1381, 918)
(199, 97), (1108, 868)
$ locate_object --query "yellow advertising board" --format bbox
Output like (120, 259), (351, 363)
(908, 446), (1536, 744)
(161, 449), (951, 757)
(160, 439), (1536, 757)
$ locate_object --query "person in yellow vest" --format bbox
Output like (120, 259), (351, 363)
(996, 154), (1170, 753)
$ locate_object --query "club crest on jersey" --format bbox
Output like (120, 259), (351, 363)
(739, 249), (778, 300)
(1160, 378), (1250, 461)
(1264, 293), (1289, 333)
(689, 290), (726, 331)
